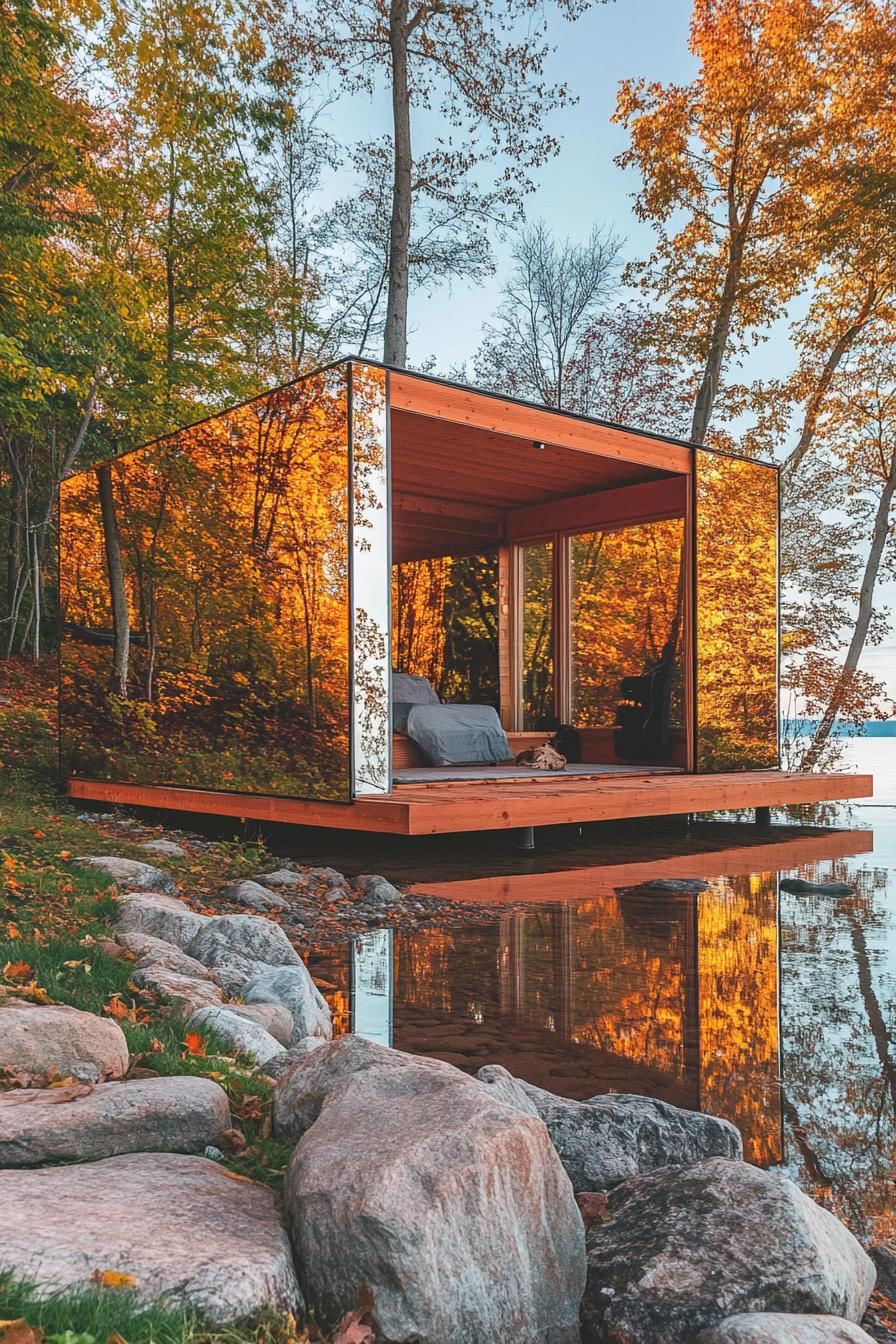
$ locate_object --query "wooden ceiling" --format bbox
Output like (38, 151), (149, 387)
(390, 408), (684, 563)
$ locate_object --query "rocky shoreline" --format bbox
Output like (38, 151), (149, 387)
(0, 846), (888, 1343)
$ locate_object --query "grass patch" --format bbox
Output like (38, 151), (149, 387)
(0, 1274), (335, 1344)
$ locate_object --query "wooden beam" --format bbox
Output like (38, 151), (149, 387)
(392, 491), (504, 523)
(390, 372), (693, 475)
(506, 476), (688, 542)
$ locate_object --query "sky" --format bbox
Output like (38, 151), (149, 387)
(320, 0), (896, 707)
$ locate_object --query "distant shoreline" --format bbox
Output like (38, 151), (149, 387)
(787, 720), (896, 738)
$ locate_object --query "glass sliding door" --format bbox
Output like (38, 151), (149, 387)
(694, 451), (779, 771)
(521, 540), (555, 729)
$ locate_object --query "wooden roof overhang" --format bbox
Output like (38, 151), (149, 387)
(387, 371), (691, 563)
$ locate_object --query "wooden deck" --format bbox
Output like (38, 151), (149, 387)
(68, 768), (874, 835)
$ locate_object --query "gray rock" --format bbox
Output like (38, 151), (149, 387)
(354, 873), (402, 905)
(581, 1157), (876, 1344)
(0, 1152), (302, 1323)
(116, 893), (208, 949)
(132, 964), (224, 1014)
(696, 1314), (877, 1343)
(117, 930), (221, 982)
(187, 1006), (285, 1065)
(186, 914), (300, 991)
(259, 866), (347, 891)
(263, 1038), (326, 1080)
(477, 1068), (741, 1191)
(0, 1004), (128, 1084)
(0, 1075), (230, 1166)
(77, 856), (177, 893)
(633, 877), (709, 893)
(222, 880), (290, 912)
(274, 1034), (465, 1141)
(476, 1064), (541, 1116)
(780, 878), (856, 896)
(227, 1003), (294, 1047)
(140, 839), (186, 859)
(282, 1035), (584, 1344)
(243, 963), (332, 1043)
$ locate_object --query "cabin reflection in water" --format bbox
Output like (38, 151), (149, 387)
(314, 875), (783, 1168)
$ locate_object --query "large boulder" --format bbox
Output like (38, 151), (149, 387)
(264, 1038), (326, 1080)
(696, 1315), (877, 1343)
(257, 866), (347, 892)
(581, 1157), (876, 1344)
(274, 1034), (463, 1141)
(119, 931), (222, 982)
(0, 1152), (302, 1324)
(77, 856), (177, 894)
(187, 1006), (285, 1065)
(354, 873), (402, 905)
(116, 893), (208, 949)
(280, 1036), (585, 1344)
(222, 880), (290, 912)
(0, 1004), (128, 1084)
(0, 1075), (230, 1166)
(227, 1003), (294, 1047)
(243, 963), (332, 1044)
(476, 1067), (742, 1191)
(186, 914), (300, 993)
(132, 964), (224, 1015)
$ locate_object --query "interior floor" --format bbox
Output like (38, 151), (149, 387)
(392, 762), (684, 784)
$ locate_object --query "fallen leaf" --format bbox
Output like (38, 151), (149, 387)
(49, 1083), (94, 1104)
(223, 1170), (255, 1183)
(217, 1127), (247, 1154)
(184, 1031), (206, 1056)
(2, 962), (33, 983)
(330, 1287), (375, 1344)
(102, 996), (132, 1021)
(90, 1270), (137, 1290)
(5, 923), (21, 939)
(0, 1320), (44, 1344)
(576, 1190), (610, 1229)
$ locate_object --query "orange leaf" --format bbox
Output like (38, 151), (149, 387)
(103, 995), (132, 1020)
(2, 962), (33, 983)
(58, 851), (71, 861)
(0, 1321), (44, 1344)
(184, 1031), (207, 1056)
(5, 923), (21, 939)
(331, 1288), (375, 1344)
(91, 1269), (138, 1290)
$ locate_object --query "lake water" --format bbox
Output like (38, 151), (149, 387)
(304, 738), (896, 1241)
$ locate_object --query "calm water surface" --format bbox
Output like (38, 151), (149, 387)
(304, 738), (896, 1240)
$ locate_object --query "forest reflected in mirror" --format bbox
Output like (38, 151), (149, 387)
(695, 451), (779, 771)
(306, 816), (896, 1242)
(59, 367), (352, 799)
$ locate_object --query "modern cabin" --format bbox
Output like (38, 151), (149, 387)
(58, 359), (872, 834)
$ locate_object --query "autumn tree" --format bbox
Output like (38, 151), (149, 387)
(268, 0), (604, 367)
(475, 219), (621, 408)
(614, 0), (859, 446)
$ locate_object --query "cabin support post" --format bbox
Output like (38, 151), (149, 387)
(755, 806), (771, 830)
(518, 825), (536, 851)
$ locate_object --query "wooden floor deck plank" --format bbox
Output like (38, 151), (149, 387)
(68, 769), (874, 836)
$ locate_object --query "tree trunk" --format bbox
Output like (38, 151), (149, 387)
(164, 138), (178, 402)
(97, 465), (130, 698)
(383, 0), (411, 368)
(781, 280), (879, 485)
(802, 443), (896, 769)
(689, 230), (744, 446)
(5, 465), (24, 619)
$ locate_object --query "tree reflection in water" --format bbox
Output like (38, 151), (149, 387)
(307, 824), (896, 1241)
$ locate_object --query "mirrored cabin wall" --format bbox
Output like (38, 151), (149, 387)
(350, 362), (391, 795)
(693, 450), (779, 771)
(59, 365), (355, 801)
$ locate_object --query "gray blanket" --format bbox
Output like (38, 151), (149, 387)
(405, 704), (512, 766)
